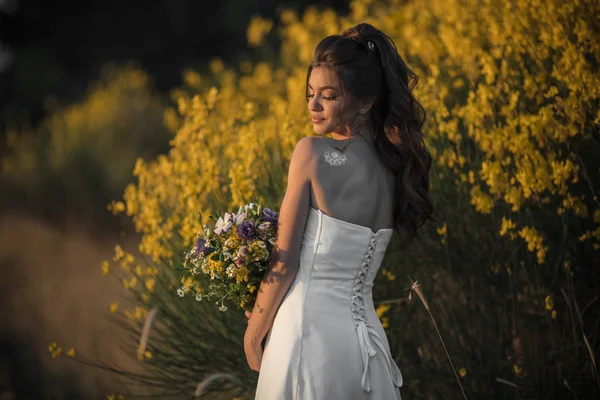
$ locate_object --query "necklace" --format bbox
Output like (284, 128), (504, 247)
(323, 134), (366, 167)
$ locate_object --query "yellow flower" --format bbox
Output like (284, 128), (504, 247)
(48, 341), (59, 353)
(121, 253), (135, 270)
(551, 310), (557, 320)
(101, 261), (110, 276)
(518, 226), (548, 264)
(376, 303), (391, 320)
(436, 223), (447, 236)
(126, 306), (147, 321)
(247, 16), (273, 47)
(113, 245), (124, 262)
(180, 276), (194, 287)
(513, 364), (523, 375)
(499, 217), (517, 236)
(145, 278), (156, 293)
(381, 268), (396, 281)
(108, 201), (125, 214)
(48, 341), (63, 357)
(66, 348), (76, 357)
(123, 276), (137, 289)
(109, 302), (119, 313)
(183, 69), (202, 89)
(381, 317), (389, 329)
(545, 295), (554, 311)
(459, 367), (467, 377)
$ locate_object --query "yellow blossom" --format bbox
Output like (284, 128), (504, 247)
(247, 16), (273, 47)
(436, 223), (447, 236)
(101, 260), (110, 276)
(381, 268), (396, 281)
(376, 303), (391, 327)
(113, 244), (124, 262)
(48, 341), (62, 358)
(109, 302), (119, 313)
(513, 364), (523, 375)
(123, 276), (137, 289)
(145, 278), (156, 293)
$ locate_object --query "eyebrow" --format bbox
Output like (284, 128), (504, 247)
(307, 84), (339, 91)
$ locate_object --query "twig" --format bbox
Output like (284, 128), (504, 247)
(138, 307), (159, 360)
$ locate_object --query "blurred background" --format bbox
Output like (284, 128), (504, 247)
(0, 1), (350, 398)
(1, 0), (599, 399)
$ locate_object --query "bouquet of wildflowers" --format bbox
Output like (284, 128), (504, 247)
(178, 202), (279, 312)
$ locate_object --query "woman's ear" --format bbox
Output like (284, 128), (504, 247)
(359, 99), (375, 115)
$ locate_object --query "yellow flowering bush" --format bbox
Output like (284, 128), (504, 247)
(63, 0), (600, 398)
(0, 63), (169, 223)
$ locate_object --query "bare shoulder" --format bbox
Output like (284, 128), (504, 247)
(288, 136), (321, 182)
(292, 136), (322, 160)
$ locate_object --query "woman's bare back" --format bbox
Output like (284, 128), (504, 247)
(307, 135), (396, 232)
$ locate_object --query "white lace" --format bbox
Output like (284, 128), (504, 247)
(351, 231), (403, 392)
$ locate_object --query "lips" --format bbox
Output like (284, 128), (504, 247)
(312, 116), (325, 124)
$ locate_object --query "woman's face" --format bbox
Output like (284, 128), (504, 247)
(307, 66), (361, 136)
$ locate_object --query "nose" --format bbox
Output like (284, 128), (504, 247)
(308, 96), (323, 112)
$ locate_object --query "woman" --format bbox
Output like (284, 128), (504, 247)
(244, 22), (435, 399)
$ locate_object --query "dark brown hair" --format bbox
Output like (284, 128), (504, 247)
(306, 22), (438, 248)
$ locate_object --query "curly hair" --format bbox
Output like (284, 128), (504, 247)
(306, 23), (439, 248)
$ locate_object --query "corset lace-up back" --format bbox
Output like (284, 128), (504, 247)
(255, 206), (403, 400)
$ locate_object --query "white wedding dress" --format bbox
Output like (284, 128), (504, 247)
(255, 206), (403, 399)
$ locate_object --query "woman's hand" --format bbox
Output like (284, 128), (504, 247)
(244, 314), (264, 372)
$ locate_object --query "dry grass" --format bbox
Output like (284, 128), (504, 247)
(410, 278), (468, 400)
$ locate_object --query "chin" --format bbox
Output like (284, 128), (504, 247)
(312, 125), (332, 136)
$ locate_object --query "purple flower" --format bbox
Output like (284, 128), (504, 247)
(195, 237), (213, 257)
(261, 208), (279, 224)
(236, 220), (258, 240)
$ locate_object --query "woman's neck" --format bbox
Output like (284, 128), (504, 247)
(330, 124), (376, 141)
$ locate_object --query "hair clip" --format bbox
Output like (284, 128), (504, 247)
(367, 41), (375, 51)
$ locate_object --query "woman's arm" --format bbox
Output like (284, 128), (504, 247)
(244, 137), (314, 369)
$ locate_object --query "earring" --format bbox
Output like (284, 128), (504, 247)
(360, 108), (366, 113)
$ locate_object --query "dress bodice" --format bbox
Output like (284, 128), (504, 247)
(300, 207), (394, 288)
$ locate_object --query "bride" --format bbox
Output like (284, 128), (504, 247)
(244, 22), (435, 399)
